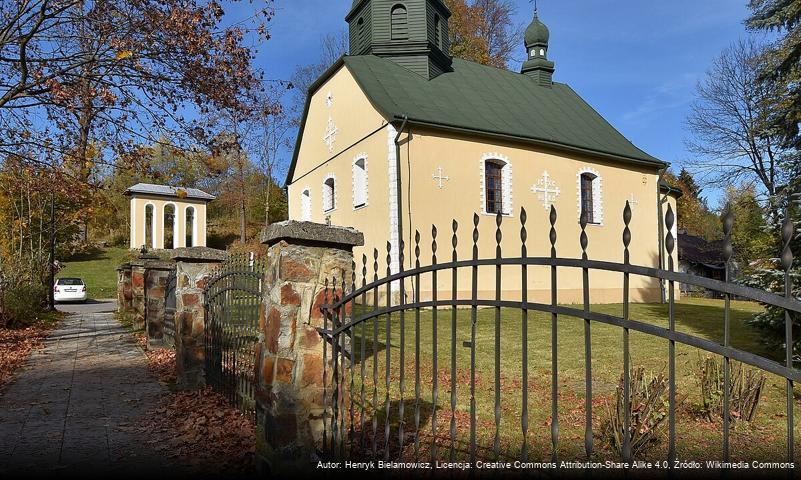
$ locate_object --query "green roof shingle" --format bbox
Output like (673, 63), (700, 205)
(344, 54), (663, 166)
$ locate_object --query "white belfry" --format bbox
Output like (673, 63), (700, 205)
(432, 166), (450, 189)
(531, 170), (560, 209)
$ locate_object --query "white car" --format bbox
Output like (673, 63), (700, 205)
(54, 278), (88, 303)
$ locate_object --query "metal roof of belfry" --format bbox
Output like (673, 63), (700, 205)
(124, 183), (216, 201)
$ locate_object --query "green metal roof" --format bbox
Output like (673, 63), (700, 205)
(286, 55), (665, 185)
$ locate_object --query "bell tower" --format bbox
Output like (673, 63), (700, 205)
(347, 0), (452, 79)
(521, 8), (555, 86)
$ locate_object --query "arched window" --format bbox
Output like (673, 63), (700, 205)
(323, 176), (336, 213)
(391, 4), (408, 41)
(144, 204), (155, 249)
(352, 157), (368, 208)
(163, 204), (176, 249)
(434, 14), (441, 48)
(301, 188), (312, 221)
(577, 168), (603, 225)
(481, 156), (512, 215)
(185, 206), (195, 248)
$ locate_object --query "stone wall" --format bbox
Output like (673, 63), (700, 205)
(144, 261), (175, 348)
(130, 261), (147, 330)
(255, 221), (363, 473)
(116, 264), (133, 316)
(171, 248), (226, 390)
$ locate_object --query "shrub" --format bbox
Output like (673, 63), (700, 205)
(2, 282), (48, 327)
(695, 355), (766, 422)
(603, 365), (669, 459)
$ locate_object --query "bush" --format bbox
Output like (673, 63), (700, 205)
(603, 365), (669, 459)
(2, 282), (48, 327)
(695, 355), (766, 422)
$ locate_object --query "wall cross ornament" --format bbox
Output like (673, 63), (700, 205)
(432, 166), (450, 189)
(531, 170), (560, 210)
(323, 116), (338, 153)
(628, 193), (640, 211)
(326, 91), (334, 108)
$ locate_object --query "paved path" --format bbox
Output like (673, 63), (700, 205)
(0, 312), (180, 477)
(56, 299), (117, 315)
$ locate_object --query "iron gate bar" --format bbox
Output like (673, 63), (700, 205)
(580, 212), (593, 460)
(622, 202), (632, 463)
(414, 232), (422, 461)
(470, 215), (479, 464)
(782, 216), (794, 465)
(322, 258), (801, 314)
(321, 298), (801, 383)
(722, 208), (734, 463)
(520, 209), (529, 463)
(549, 206), (559, 464)
(430, 226), (439, 462)
(666, 205), (677, 464)
(449, 221), (458, 462)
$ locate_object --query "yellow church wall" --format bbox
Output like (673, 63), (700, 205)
(288, 66), (680, 305)
(287, 65), (393, 269)
(129, 195), (208, 250)
(392, 127), (679, 305)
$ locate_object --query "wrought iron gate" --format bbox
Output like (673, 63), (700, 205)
(204, 253), (265, 417)
(319, 203), (801, 466)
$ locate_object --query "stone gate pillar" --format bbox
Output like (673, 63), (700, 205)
(143, 260), (175, 348)
(255, 221), (363, 473)
(170, 247), (227, 390)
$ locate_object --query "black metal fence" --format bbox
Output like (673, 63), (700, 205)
(318, 202), (801, 465)
(204, 253), (265, 418)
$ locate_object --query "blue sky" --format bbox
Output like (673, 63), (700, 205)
(247, 0), (754, 207)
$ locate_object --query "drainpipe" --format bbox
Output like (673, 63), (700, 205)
(394, 115), (408, 276)
(657, 168), (667, 303)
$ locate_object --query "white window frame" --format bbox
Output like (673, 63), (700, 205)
(162, 202), (179, 249)
(479, 153), (513, 217)
(352, 155), (369, 210)
(144, 202), (156, 249)
(322, 174), (337, 213)
(301, 187), (312, 221)
(576, 167), (604, 225)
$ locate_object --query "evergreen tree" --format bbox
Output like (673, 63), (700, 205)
(747, 0), (801, 149)
(745, 179), (800, 355)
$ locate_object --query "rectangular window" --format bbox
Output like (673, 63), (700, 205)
(485, 162), (504, 215)
(581, 174), (595, 224)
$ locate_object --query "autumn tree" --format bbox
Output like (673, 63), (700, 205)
(747, 0), (801, 149)
(444, 0), (520, 68)
(664, 169), (720, 240)
(686, 39), (797, 205)
(0, 0), (273, 170)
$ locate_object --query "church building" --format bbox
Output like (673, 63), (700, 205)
(286, 0), (680, 303)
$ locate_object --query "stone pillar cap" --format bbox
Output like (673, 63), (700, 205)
(261, 221), (364, 248)
(170, 247), (228, 262)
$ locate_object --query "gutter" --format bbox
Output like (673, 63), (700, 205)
(394, 115), (409, 274)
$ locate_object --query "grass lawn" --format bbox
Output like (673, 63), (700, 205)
(341, 298), (798, 464)
(58, 247), (135, 299)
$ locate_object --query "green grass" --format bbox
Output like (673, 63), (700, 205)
(341, 298), (799, 463)
(58, 247), (135, 299)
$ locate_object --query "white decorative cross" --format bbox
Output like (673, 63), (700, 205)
(531, 171), (560, 210)
(323, 116), (338, 152)
(432, 166), (450, 189)
(628, 193), (640, 211)
(326, 91), (334, 108)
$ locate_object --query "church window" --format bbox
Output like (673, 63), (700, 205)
(391, 5), (408, 41)
(357, 17), (366, 50)
(484, 160), (504, 214)
(577, 168), (603, 225)
(434, 14), (441, 48)
(301, 189), (312, 221)
(323, 176), (336, 213)
(353, 157), (368, 208)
